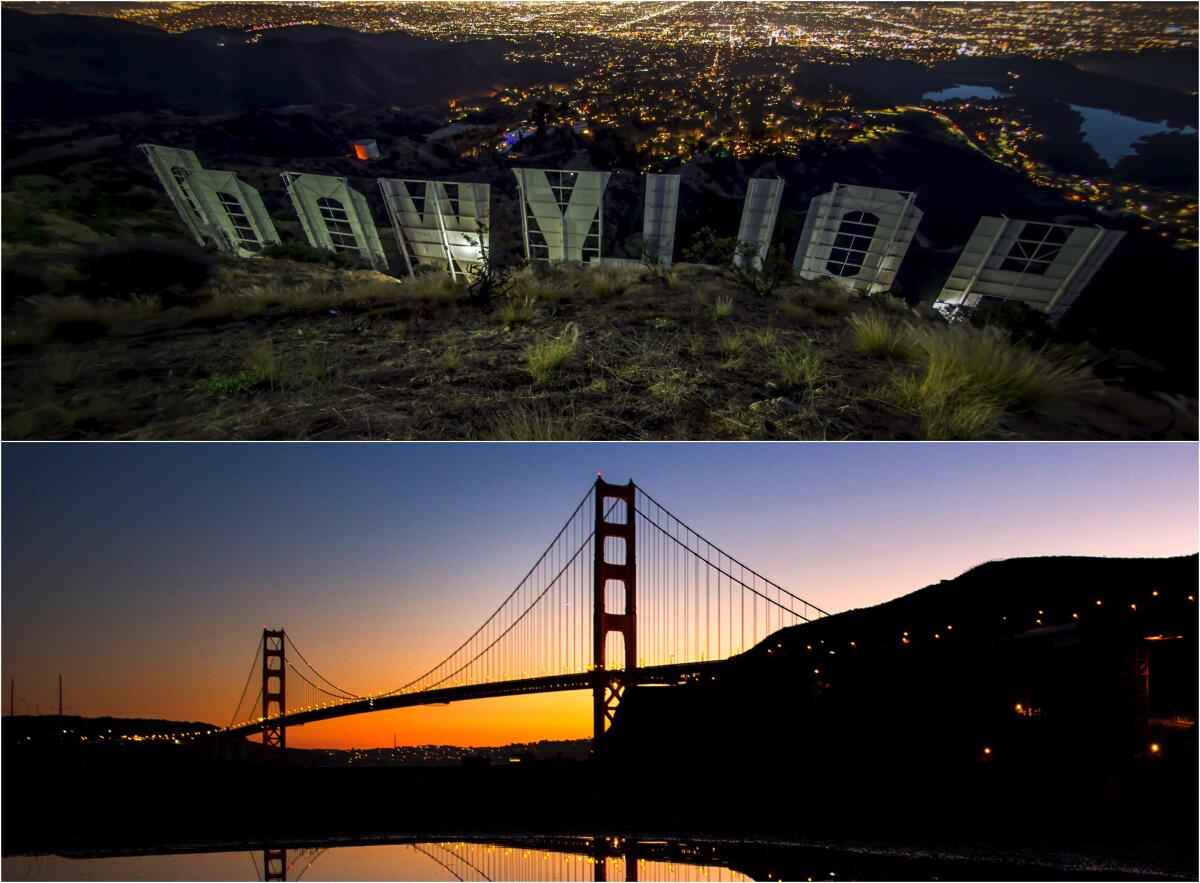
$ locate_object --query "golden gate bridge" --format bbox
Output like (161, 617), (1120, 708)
(204, 476), (828, 754)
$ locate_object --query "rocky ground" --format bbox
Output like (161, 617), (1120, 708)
(2, 254), (1194, 441)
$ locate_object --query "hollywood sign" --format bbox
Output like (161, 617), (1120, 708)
(140, 144), (1123, 318)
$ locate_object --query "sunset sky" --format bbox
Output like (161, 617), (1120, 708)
(3, 442), (1196, 748)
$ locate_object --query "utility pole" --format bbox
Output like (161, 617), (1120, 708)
(9, 678), (13, 717)
(58, 674), (64, 768)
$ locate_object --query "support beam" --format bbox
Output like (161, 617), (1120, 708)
(262, 628), (286, 758)
(264, 848), (287, 881)
(593, 478), (637, 749)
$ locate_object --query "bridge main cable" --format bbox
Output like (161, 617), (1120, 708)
(635, 485), (830, 619)
(374, 484), (597, 698)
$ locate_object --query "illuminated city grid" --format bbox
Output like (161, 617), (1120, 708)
(30, 2), (1198, 55)
(23, 2), (1199, 245)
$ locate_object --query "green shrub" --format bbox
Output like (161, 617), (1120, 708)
(806, 281), (853, 315)
(713, 295), (734, 320)
(260, 241), (361, 269)
(885, 362), (1003, 440)
(846, 313), (921, 361)
(524, 327), (580, 383)
(500, 293), (536, 328)
(195, 370), (268, 397)
(880, 324), (1094, 438)
(917, 324), (1092, 410)
(769, 342), (827, 389)
(43, 349), (83, 386)
(246, 341), (278, 387)
(587, 267), (631, 299)
(402, 272), (463, 303)
(1, 207), (50, 245)
(72, 239), (212, 304)
(492, 404), (589, 440)
(716, 330), (745, 358)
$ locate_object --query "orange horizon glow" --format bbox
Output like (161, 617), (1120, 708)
(249, 692), (592, 750)
(5, 443), (1197, 750)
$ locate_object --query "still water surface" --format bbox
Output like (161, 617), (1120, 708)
(921, 84), (1009, 101)
(1069, 104), (1197, 165)
(4, 841), (752, 883)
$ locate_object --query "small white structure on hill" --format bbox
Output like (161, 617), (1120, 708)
(350, 139), (381, 161)
(793, 183), (922, 294)
(377, 178), (491, 279)
(512, 168), (612, 263)
(734, 177), (784, 270)
(936, 217), (1124, 318)
(281, 172), (388, 271)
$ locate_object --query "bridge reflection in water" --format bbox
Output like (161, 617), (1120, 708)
(406, 840), (750, 883)
(0, 838), (756, 882)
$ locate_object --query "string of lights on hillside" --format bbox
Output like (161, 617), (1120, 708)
(43, 585), (1189, 747)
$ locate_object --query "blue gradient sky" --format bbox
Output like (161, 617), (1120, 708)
(3, 442), (1196, 746)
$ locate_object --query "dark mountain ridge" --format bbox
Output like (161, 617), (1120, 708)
(1, 9), (572, 119)
(609, 552), (1197, 766)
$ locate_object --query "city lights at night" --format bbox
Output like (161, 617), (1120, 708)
(1, 3), (1197, 879)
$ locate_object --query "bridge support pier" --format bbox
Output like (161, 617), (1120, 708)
(592, 837), (638, 882)
(262, 628), (286, 759)
(593, 478), (637, 749)
(264, 848), (287, 881)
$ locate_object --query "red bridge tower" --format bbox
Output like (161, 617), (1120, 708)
(593, 478), (637, 746)
(262, 628), (286, 757)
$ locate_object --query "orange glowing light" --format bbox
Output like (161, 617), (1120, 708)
(1151, 590), (1159, 597)
(983, 746), (992, 756)
(1149, 743), (1160, 754)
(1015, 703), (1023, 713)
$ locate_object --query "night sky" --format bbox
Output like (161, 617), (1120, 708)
(3, 442), (1195, 748)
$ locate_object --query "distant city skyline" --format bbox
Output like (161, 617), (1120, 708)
(3, 442), (1195, 749)
(20, 2), (1200, 57)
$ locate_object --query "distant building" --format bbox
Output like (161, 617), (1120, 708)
(350, 139), (380, 161)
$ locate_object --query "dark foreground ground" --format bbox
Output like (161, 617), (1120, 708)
(3, 258), (1196, 441)
(3, 745), (1195, 880)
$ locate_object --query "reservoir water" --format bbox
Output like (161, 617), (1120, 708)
(921, 84), (1009, 101)
(3, 841), (748, 882)
(1, 836), (1169, 881)
(1069, 104), (1198, 166)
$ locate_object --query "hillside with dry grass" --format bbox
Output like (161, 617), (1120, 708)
(2, 252), (1194, 441)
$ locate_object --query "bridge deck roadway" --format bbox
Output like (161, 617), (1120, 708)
(223, 660), (726, 738)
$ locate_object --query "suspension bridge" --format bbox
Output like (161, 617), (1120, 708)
(208, 477), (827, 754)
(254, 837), (754, 882)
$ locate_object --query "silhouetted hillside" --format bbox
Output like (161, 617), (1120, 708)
(609, 554), (1197, 771)
(792, 54), (1196, 126)
(0, 10), (573, 119)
